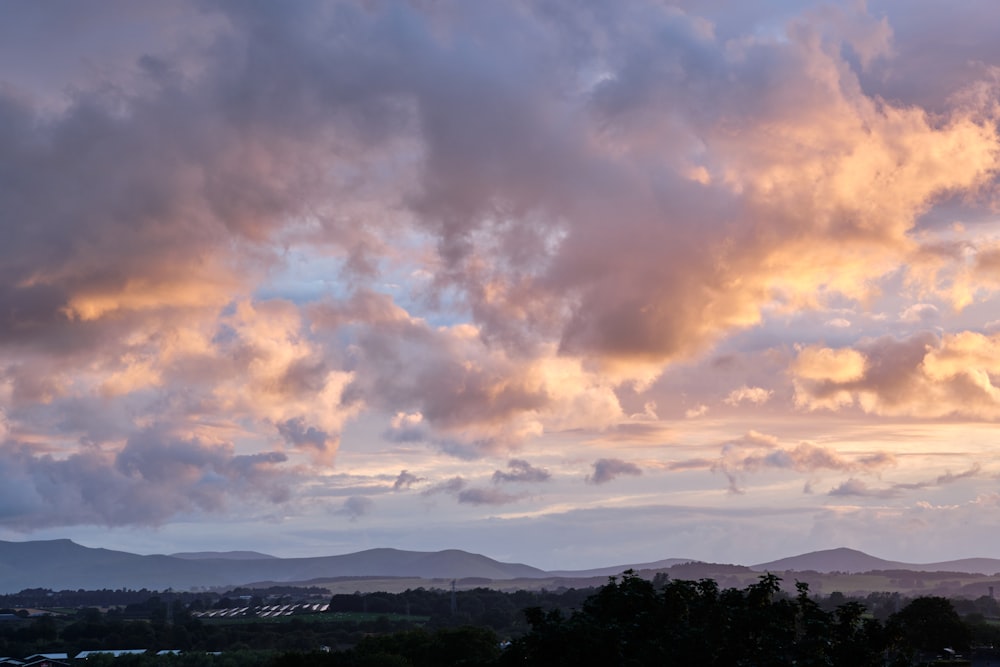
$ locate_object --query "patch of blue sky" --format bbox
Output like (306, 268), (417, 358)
(254, 250), (354, 305)
(254, 220), (470, 326)
(377, 258), (471, 330)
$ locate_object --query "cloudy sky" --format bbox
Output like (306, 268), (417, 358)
(3, 0), (1000, 570)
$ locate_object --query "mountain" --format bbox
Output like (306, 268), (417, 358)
(0, 540), (545, 593)
(170, 551), (277, 560)
(752, 547), (1000, 575)
(752, 548), (896, 573)
(4, 540), (999, 593)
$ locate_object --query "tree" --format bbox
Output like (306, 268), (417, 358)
(888, 596), (970, 656)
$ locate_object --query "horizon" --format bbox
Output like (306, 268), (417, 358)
(4, 0), (1000, 572)
(7, 537), (1000, 574)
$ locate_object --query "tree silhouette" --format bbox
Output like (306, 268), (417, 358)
(888, 595), (970, 658)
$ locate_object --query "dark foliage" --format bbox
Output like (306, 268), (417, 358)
(502, 572), (960, 667)
(0, 576), (985, 666)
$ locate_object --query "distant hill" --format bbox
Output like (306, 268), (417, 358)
(0, 540), (545, 593)
(752, 547), (1000, 575)
(3, 540), (999, 593)
(170, 551), (277, 560)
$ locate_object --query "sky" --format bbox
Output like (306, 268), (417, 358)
(3, 0), (1000, 572)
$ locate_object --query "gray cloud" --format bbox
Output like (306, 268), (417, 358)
(667, 458), (716, 471)
(828, 464), (982, 498)
(457, 488), (522, 506)
(492, 459), (551, 484)
(909, 466), (981, 487)
(828, 478), (900, 499)
(587, 458), (643, 485)
(420, 476), (466, 497)
(829, 465), (982, 498)
(415, 475), (522, 505)
(663, 432), (896, 494)
(0, 427), (290, 530)
(382, 425), (427, 444)
(339, 496), (375, 521)
(393, 470), (423, 491)
(277, 418), (330, 454)
(714, 440), (896, 493)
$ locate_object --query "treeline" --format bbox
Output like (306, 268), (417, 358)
(286, 574), (998, 666)
(0, 586), (591, 659)
(0, 588), (205, 609)
(3, 573), (1000, 665)
(0, 585), (329, 610)
(503, 573), (966, 666)
(324, 586), (592, 629)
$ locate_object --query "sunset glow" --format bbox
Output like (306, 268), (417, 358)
(3, 0), (1000, 569)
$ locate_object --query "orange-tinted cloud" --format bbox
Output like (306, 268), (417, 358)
(793, 332), (1000, 418)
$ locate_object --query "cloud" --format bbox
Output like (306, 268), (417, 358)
(456, 488), (522, 506)
(792, 332), (1000, 418)
(392, 470), (423, 491)
(421, 477), (467, 497)
(4, 2), (996, 422)
(383, 412), (426, 444)
(414, 473), (524, 505)
(492, 459), (551, 484)
(339, 496), (375, 521)
(0, 427), (291, 530)
(587, 458), (643, 485)
(892, 465), (982, 492)
(724, 385), (773, 406)
(277, 418), (329, 456)
(828, 466), (981, 498)
(316, 293), (626, 454)
(667, 457), (716, 471)
(899, 303), (939, 324)
(714, 440), (894, 493)
(665, 431), (896, 494)
(685, 404), (709, 418)
(628, 401), (659, 421)
(793, 346), (868, 383)
(828, 478), (900, 499)
(1, 0), (1000, 532)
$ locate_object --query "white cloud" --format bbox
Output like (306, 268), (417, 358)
(724, 386), (774, 406)
(685, 404), (709, 418)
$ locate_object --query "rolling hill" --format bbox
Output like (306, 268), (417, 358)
(3, 540), (1000, 593)
(752, 547), (1000, 575)
(0, 540), (544, 593)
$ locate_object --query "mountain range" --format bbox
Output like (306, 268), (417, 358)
(1, 540), (999, 594)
